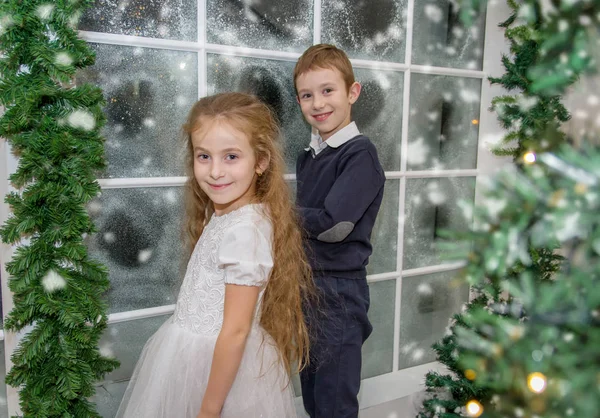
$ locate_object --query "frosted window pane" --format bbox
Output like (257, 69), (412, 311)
(207, 55), (309, 173)
(408, 75), (481, 171)
(368, 180), (399, 275)
(80, 0), (197, 41)
(403, 177), (475, 270)
(0, 343), (6, 418)
(321, 0), (407, 62)
(207, 0), (313, 52)
(412, 1), (486, 70)
(77, 44), (198, 178)
(98, 315), (171, 384)
(92, 381), (129, 418)
(86, 187), (184, 314)
(354, 69), (403, 171)
(362, 280), (395, 379)
(398, 270), (468, 370)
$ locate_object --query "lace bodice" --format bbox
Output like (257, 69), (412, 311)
(173, 204), (273, 335)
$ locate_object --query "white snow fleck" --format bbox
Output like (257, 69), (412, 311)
(417, 283), (433, 295)
(67, 110), (96, 131)
(555, 212), (585, 241)
(518, 95), (538, 111)
(407, 137), (430, 166)
(41, 270), (67, 293)
(103, 232), (116, 244)
(99, 344), (115, 358)
(55, 52), (73, 67)
(143, 118), (156, 128)
(411, 348), (425, 361)
(0, 14), (15, 36)
(558, 20), (569, 32)
(138, 249), (153, 263)
(36, 4), (55, 20)
(484, 198), (507, 220)
(424, 5), (443, 23)
(459, 89), (480, 103)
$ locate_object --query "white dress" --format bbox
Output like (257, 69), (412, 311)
(116, 204), (297, 418)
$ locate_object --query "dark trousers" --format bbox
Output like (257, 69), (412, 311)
(300, 276), (372, 418)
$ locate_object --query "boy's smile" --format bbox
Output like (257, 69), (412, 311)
(296, 67), (361, 141)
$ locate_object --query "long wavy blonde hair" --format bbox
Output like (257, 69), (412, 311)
(182, 92), (313, 375)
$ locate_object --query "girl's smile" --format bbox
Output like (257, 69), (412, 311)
(191, 119), (262, 216)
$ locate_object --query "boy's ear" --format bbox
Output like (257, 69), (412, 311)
(296, 95), (300, 104)
(348, 82), (361, 104)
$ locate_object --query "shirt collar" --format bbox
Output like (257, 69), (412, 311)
(305, 122), (361, 152)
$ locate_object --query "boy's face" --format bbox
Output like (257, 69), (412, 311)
(296, 67), (361, 141)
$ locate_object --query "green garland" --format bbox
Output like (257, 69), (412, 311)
(0, 0), (118, 416)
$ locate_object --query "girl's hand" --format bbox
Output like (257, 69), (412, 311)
(196, 409), (220, 418)
(197, 404), (221, 418)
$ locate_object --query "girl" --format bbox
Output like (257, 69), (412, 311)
(116, 92), (313, 418)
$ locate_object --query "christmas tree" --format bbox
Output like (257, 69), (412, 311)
(418, 0), (599, 416)
(0, 0), (119, 416)
(453, 143), (600, 417)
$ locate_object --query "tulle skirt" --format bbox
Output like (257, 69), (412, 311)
(116, 316), (297, 418)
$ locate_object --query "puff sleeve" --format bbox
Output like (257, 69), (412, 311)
(217, 221), (274, 287)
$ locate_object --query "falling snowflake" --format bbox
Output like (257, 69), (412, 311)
(143, 118), (156, 128)
(103, 232), (116, 244)
(55, 52), (73, 67)
(411, 348), (425, 361)
(138, 248), (153, 263)
(41, 270), (67, 293)
(555, 212), (585, 241)
(67, 109), (96, 131)
(427, 183), (446, 205)
(36, 4), (54, 20)
(99, 344), (115, 358)
(424, 4), (443, 23)
(407, 137), (430, 166)
(0, 14), (15, 35)
(417, 282), (433, 295)
(483, 197), (507, 220)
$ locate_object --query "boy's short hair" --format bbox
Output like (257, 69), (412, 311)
(293, 44), (355, 93)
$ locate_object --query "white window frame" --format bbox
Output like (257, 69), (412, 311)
(0, 0), (512, 414)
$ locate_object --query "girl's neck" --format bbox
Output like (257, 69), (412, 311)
(213, 202), (258, 218)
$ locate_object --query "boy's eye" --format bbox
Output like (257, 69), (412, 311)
(323, 88), (333, 94)
(197, 154), (209, 160)
(301, 93), (311, 99)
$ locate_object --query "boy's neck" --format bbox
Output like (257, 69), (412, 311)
(314, 121), (357, 142)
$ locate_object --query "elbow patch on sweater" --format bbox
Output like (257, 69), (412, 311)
(317, 221), (355, 243)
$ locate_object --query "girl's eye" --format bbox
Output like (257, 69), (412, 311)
(197, 154), (209, 160)
(323, 88), (333, 94)
(225, 154), (238, 161)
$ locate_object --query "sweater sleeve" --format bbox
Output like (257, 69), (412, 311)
(299, 148), (384, 243)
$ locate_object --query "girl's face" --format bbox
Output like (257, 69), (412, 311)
(191, 119), (265, 216)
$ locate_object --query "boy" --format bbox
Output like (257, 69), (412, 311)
(293, 44), (385, 418)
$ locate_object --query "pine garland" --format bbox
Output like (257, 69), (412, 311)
(0, 0), (119, 416)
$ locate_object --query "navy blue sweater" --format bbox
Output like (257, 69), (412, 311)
(296, 135), (385, 278)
